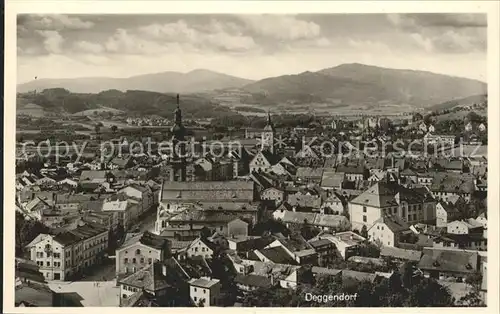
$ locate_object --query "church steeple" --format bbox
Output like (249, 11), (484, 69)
(264, 110), (275, 133)
(171, 94), (185, 141)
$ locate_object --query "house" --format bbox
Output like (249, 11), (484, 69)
(26, 221), (108, 281)
(336, 164), (365, 182)
(118, 184), (156, 215)
(54, 194), (98, 215)
(185, 237), (216, 259)
(435, 200), (461, 228)
(476, 213), (487, 229)
(287, 191), (322, 210)
(109, 156), (134, 170)
(295, 167), (325, 184)
(418, 247), (479, 282)
(312, 213), (351, 232)
(115, 231), (171, 276)
(368, 214), (411, 247)
(416, 172), (434, 187)
(118, 259), (191, 307)
(156, 180), (257, 232)
(430, 173), (475, 202)
(260, 237), (317, 265)
(313, 231), (366, 260)
(321, 193), (344, 215)
(226, 235), (274, 255)
(57, 178), (78, 188)
(321, 170), (345, 190)
(308, 238), (337, 267)
(419, 122), (428, 132)
(189, 277), (222, 307)
(102, 199), (140, 229)
(348, 182), (436, 230)
(424, 133), (455, 146)
(274, 211), (350, 233)
(234, 274), (272, 299)
(447, 219), (484, 235)
(260, 187), (285, 205)
(380, 246), (422, 263)
(14, 258), (82, 306)
(249, 149), (280, 173)
(250, 261), (303, 289)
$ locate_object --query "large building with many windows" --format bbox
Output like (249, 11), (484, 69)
(25, 221), (108, 281)
(348, 182), (436, 231)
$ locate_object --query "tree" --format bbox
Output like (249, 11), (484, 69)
(413, 113), (423, 122)
(15, 212), (51, 257)
(94, 123), (101, 135)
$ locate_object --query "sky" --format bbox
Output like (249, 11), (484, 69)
(17, 13), (487, 84)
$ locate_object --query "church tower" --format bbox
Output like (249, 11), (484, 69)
(169, 94), (187, 181)
(261, 111), (275, 153)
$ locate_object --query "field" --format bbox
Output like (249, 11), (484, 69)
(72, 106), (125, 116)
(435, 109), (487, 122)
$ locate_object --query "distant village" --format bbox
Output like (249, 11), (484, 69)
(15, 95), (488, 307)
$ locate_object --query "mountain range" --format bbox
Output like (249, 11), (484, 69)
(17, 69), (254, 94)
(17, 63), (487, 110)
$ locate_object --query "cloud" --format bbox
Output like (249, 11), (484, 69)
(388, 13), (486, 30)
(36, 30), (64, 54)
(138, 19), (257, 52)
(73, 41), (104, 54)
(238, 15), (321, 40)
(388, 13), (487, 54)
(18, 14), (95, 31)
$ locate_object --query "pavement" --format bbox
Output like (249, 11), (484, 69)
(48, 280), (120, 307)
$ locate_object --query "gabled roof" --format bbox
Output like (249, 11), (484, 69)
(258, 246), (296, 264)
(350, 182), (432, 208)
(118, 262), (171, 291)
(418, 248), (479, 274)
(373, 215), (410, 233)
(380, 246), (422, 262)
(161, 181), (254, 202)
(189, 277), (220, 289)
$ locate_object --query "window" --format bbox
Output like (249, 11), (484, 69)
(377, 226), (379, 230)
(381, 226), (384, 230)
(195, 247), (198, 252)
(148, 258), (152, 264)
(124, 258), (129, 264)
(194, 297), (197, 302)
(140, 258), (145, 263)
(202, 248), (205, 252)
(135, 249), (141, 255)
(363, 215), (367, 222)
(194, 288), (197, 292)
(363, 206), (367, 213)
(203, 289), (206, 294)
(53, 253), (61, 258)
(46, 262), (51, 267)
(132, 258), (136, 263)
